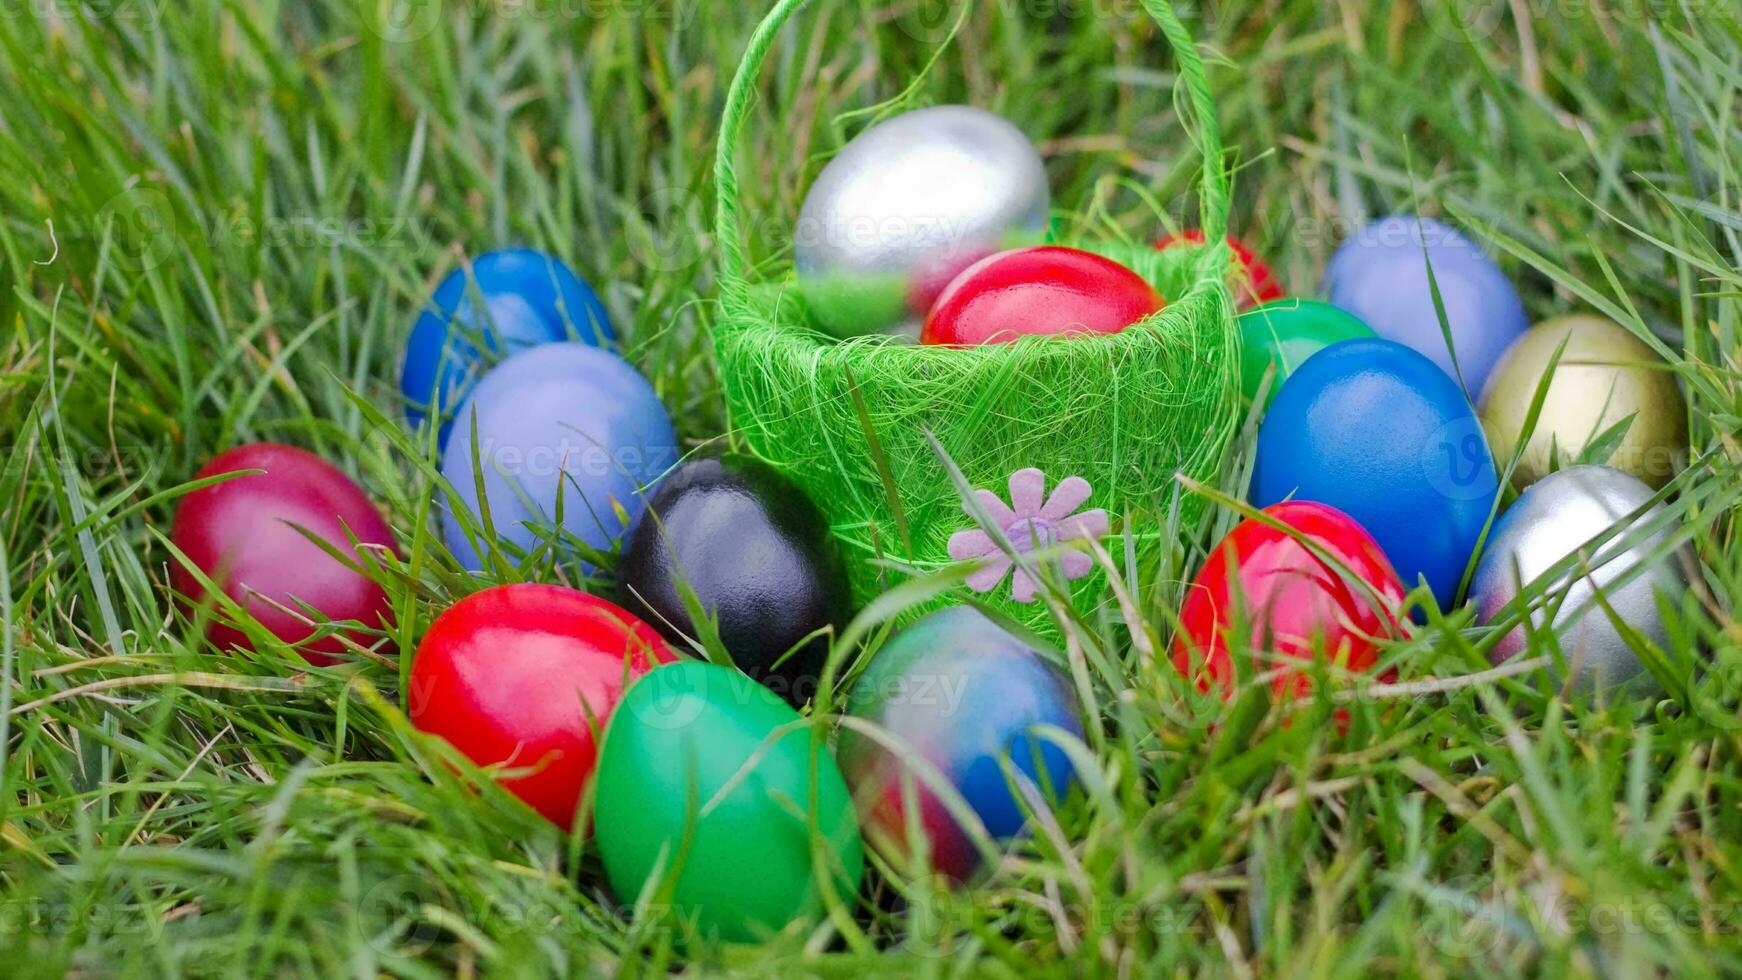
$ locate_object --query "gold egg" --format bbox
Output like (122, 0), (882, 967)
(1479, 314), (1686, 488)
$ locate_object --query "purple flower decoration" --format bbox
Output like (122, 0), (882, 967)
(947, 467), (1110, 603)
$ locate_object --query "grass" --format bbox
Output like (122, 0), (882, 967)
(0, 0), (1739, 975)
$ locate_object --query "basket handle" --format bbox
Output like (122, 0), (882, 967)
(713, 0), (1231, 292)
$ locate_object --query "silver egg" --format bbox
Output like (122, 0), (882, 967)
(794, 105), (1049, 337)
(1471, 465), (1687, 697)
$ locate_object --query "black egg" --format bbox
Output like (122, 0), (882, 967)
(618, 456), (851, 706)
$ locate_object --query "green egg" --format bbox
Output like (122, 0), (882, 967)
(592, 660), (863, 943)
(1237, 298), (1376, 405)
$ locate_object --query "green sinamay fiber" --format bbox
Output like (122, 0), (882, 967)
(711, 0), (1240, 633)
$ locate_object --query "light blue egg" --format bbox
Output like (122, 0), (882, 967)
(1322, 215), (1528, 395)
(440, 343), (675, 571)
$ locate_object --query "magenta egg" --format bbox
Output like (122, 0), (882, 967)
(170, 443), (397, 665)
(837, 607), (1081, 880)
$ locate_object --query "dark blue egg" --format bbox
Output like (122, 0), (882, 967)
(617, 455), (851, 707)
(440, 343), (675, 572)
(401, 249), (615, 442)
(1253, 338), (1497, 610)
(1321, 215), (1527, 395)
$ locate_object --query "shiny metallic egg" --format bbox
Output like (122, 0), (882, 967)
(1479, 314), (1687, 489)
(1471, 465), (1687, 697)
(794, 105), (1049, 337)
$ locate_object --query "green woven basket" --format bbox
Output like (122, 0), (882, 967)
(712, 0), (1239, 632)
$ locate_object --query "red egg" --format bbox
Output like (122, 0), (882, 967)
(407, 584), (675, 831)
(170, 442), (397, 666)
(1170, 501), (1405, 704)
(1155, 229), (1283, 310)
(919, 246), (1164, 346)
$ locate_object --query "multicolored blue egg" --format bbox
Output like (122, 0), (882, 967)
(401, 248), (615, 441)
(440, 343), (675, 572)
(1321, 215), (1527, 395)
(837, 606), (1081, 880)
(1253, 338), (1498, 610)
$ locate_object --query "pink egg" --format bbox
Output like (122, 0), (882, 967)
(170, 443), (396, 664)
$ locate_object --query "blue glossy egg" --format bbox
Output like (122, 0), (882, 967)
(440, 343), (676, 571)
(402, 248), (615, 441)
(1253, 338), (1498, 609)
(837, 606), (1081, 880)
(1321, 215), (1527, 394)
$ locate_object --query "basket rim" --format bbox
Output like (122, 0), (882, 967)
(714, 242), (1233, 372)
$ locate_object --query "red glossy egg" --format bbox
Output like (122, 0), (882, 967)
(1170, 501), (1405, 704)
(169, 442), (397, 666)
(1155, 229), (1283, 309)
(407, 584), (675, 831)
(919, 246), (1164, 346)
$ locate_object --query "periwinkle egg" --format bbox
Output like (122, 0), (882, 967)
(1471, 465), (1688, 697)
(794, 105), (1049, 337)
(440, 343), (676, 572)
(1322, 215), (1528, 395)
